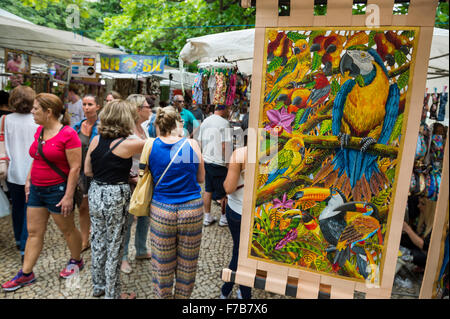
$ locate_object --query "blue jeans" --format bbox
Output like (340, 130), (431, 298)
(221, 204), (252, 299)
(6, 182), (28, 254)
(122, 213), (150, 260)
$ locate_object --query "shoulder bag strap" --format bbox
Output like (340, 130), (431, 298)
(138, 138), (155, 174)
(100, 137), (126, 161)
(38, 126), (68, 181)
(0, 115), (5, 135)
(155, 138), (188, 188)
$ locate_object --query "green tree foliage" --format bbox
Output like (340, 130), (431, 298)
(1, 0), (123, 40)
(97, 0), (255, 66)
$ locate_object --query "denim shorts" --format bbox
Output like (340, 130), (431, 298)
(28, 182), (67, 214)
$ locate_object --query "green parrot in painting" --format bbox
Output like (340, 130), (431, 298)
(265, 137), (305, 185)
(265, 39), (320, 103)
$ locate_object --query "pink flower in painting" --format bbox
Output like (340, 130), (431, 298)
(265, 108), (295, 136)
(272, 193), (294, 210)
(275, 228), (298, 250)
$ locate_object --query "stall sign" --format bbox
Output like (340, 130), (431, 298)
(71, 53), (96, 78)
(100, 54), (166, 75)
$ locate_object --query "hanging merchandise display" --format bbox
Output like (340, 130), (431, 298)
(192, 61), (251, 118)
(437, 88), (448, 122)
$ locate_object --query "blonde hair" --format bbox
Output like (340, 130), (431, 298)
(127, 94), (146, 109)
(155, 106), (181, 136)
(107, 90), (122, 99)
(98, 100), (135, 139)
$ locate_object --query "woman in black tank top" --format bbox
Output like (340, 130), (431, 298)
(84, 100), (145, 299)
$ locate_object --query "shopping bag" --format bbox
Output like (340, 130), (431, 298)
(0, 187), (11, 218)
(129, 138), (155, 217)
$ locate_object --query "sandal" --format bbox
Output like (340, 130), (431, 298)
(135, 253), (151, 260)
(121, 261), (132, 274)
(93, 290), (105, 298)
(81, 244), (91, 253)
(120, 292), (136, 299)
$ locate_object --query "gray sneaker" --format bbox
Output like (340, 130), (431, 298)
(218, 214), (228, 227)
(203, 214), (217, 226)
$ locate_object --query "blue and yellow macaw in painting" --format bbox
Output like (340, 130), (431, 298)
(331, 47), (399, 201)
(265, 39), (319, 103)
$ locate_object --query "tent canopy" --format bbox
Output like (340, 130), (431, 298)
(179, 28), (255, 75)
(180, 27), (449, 124)
(179, 28), (449, 83)
(0, 13), (123, 62)
(0, 10), (196, 88)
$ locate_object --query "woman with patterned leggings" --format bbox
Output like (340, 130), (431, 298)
(148, 107), (205, 299)
(84, 100), (145, 299)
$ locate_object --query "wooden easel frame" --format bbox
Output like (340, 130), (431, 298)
(222, 0), (440, 299)
(420, 132), (449, 299)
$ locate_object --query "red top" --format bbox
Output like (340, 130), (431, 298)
(29, 125), (81, 186)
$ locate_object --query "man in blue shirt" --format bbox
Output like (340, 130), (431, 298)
(173, 95), (200, 138)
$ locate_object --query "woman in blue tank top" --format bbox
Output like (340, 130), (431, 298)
(148, 106), (205, 299)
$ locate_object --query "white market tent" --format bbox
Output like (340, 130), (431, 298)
(0, 10), (123, 65)
(0, 9), (195, 88)
(180, 27), (449, 124)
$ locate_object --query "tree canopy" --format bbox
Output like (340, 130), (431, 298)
(4, 0), (448, 70)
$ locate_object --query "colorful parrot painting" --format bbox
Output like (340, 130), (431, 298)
(265, 39), (319, 103)
(265, 137), (305, 185)
(316, 47), (400, 201)
(297, 72), (331, 124)
(253, 28), (416, 282)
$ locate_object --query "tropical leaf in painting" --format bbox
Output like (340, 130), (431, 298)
(385, 167), (396, 184)
(330, 78), (341, 96)
(401, 30), (415, 38)
(394, 50), (407, 66)
(371, 187), (391, 209)
(267, 56), (284, 73)
(303, 81), (316, 89)
(287, 31), (307, 42)
(279, 239), (324, 256)
(397, 70), (410, 90)
(345, 31), (369, 49)
(320, 119), (333, 135)
(389, 113), (404, 144)
(368, 30), (378, 48)
(269, 209), (283, 229)
(311, 52), (322, 71)
(292, 108), (306, 130)
(308, 30), (326, 46)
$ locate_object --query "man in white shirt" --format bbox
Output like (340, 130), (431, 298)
(198, 105), (233, 227)
(67, 85), (85, 127)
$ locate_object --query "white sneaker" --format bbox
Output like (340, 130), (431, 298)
(203, 214), (217, 226)
(218, 214), (228, 227)
(219, 292), (230, 299)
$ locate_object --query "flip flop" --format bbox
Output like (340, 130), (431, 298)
(120, 292), (137, 299)
(135, 253), (152, 260)
(81, 244), (91, 253)
(121, 262), (132, 274)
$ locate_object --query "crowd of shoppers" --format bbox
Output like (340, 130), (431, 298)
(1, 86), (250, 299)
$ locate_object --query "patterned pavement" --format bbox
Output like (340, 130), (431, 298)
(0, 193), (419, 300)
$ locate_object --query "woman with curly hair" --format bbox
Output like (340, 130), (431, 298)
(84, 99), (145, 299)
